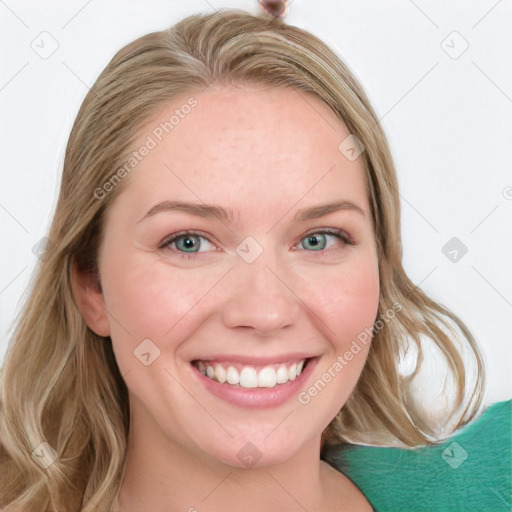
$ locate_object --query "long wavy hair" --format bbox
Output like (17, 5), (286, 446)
(0, 9), (484, 512)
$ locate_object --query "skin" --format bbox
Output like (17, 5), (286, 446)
(74, 85), (379, 511)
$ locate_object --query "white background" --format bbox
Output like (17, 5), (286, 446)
(1, 0), (511, 407)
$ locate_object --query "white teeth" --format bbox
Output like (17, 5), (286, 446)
(239, 367), (258, 388)
(199, 359), (307, 388)
(258, 366), (277, 388)
(226, 366), (239, 385)
(215, 364), (227, 384)
(276, 365), (289, 384)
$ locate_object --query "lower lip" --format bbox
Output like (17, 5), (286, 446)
(190, 358), (318, 409)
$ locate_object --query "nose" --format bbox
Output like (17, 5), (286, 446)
(220, 252), (301, 335)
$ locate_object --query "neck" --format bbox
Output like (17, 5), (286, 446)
(114, 405), (338, 511)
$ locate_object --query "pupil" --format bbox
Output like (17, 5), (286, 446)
(304, 234), (326, 251)
(181, 237), (198, 251)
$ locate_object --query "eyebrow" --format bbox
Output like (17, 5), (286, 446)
(138, 199), (366, 224)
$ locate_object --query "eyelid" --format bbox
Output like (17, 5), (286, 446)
(158, 227), (355, 258)
(158, 230), (217, 251)
(296, 227), (354, 246)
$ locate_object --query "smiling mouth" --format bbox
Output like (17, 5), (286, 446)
(191, 358), (312, 389)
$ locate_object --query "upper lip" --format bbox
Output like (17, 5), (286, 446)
(191, 353), (316, 365)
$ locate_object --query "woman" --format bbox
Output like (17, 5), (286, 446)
(0, 9), (486, 511)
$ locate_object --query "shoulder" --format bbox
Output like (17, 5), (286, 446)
(323, 400), (511, 512)
(321, 460), (375, 511)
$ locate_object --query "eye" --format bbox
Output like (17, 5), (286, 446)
(296, 229), (353, 252)
(159, 231), (217, 256)
(158, 228), (354, 260)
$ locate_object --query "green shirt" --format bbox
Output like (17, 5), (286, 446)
(324, 400), (511, 512)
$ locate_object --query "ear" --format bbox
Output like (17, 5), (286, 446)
(71, 261), (110, 337)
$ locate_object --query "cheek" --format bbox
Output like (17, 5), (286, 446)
(99, 253), (225, 342)
(99, 259), (226, 397)
(294, 256), (379, 420)
(304, 254), (380, 349)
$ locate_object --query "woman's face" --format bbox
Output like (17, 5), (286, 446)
(93, 86), (379, 467)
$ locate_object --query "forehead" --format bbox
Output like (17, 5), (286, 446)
(118, 86), (369, 224)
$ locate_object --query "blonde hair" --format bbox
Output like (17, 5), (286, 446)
(0, 9), (484, 511)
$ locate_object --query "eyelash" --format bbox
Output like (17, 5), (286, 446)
(158, 228), (354, 260)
